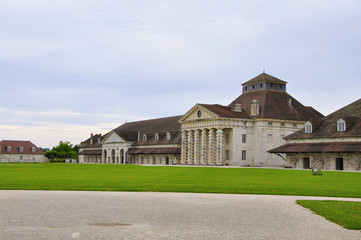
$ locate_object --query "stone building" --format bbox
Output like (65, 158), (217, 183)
(269, 98), (361, 171)
(78, 134), (105, 164)
(0, 140), (47, 163)
(79, 73), (323, 167)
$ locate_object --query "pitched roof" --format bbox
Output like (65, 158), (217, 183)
(230, 89), (323, 121)
(80, 133), (105, 149)
(112, 115), (182, 142)
(78, 149), (102, 155)
(199, 104), (251, 119)
(0, 140), (44, 155)
(269, 142), (361, 153)
(242, 73), (287, 86)
(128, 147), (181, 154)
(286, 98), (361, 139)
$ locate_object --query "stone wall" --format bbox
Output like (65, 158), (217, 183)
(0, 154), (47, 163)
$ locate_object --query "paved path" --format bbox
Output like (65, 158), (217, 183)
(0, 191), (360, 240)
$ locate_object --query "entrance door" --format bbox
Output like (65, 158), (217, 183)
(166, 157), (170, 165)
(303, 157), (310, 169)
(336, 158), (344, 170)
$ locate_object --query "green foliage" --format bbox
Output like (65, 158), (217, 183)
(0, 164), (360, 198)
(45, 141), (79, 160)
(50, 159), (65, 163)
(297, 200), (361, 230)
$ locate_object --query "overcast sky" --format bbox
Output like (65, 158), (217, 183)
(0, 0), (360, 148)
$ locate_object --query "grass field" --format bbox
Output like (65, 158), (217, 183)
(297, 200), (361, 230)
(0, 163), (361, 198)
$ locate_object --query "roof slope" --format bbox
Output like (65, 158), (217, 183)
(269, 142), (361, 153)
(230, 89), (323, 121)
(199, 104), (251, 119)
(242, 73), (287, 85)
(286, 98), (361, 139)
(0, 140), (44, 154)
(112, 115), (182, 142)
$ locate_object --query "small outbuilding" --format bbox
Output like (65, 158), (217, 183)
(0, 140), (47, 163)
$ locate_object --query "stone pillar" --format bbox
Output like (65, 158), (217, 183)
(200, 128), (208, 165)
(208, 128), (216, 165)
(194, 129), (201, 165)
(187, 130), (194, 165)
(181, 130), (188, 165)
(216, 128), (224, 165)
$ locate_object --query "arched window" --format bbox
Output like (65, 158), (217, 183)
(166, 132), (171, 140)
(155, 133), (159, 141)
(143, 134), (147, 142)
(337, 119), (346, 132)
(305, 122), (312, 134)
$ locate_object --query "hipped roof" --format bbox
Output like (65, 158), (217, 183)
(0, 140), (44, 155)
(269, 142), (361, 153)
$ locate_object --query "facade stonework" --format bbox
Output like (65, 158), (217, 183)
(0, 140), (47, 163)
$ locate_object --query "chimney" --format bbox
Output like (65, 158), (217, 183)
(91, 133), (93, 138)
(232, 101), (242, 112)
(251, 100), (260, 117)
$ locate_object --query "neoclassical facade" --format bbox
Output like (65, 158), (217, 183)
(79, 73), (323, 167)
(270, 98), (361, 171)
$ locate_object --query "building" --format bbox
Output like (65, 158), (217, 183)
(79, 116), (182, 165)
(269, 98), (361, 171)
(79, 73), (323, 167)
(0, 140), (47, 163)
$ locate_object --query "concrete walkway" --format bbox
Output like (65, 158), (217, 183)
(0, 190), (360, 240)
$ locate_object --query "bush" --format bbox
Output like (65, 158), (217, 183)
(50, 159), (65, 163)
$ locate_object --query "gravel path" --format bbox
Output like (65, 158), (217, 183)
(0, 190), (360, 240)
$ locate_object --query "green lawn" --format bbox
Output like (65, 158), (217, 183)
(0, 163), (360, 197)
(297, 200), (361, 230)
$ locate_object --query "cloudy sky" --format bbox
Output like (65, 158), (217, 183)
(1, 0), (360, 148)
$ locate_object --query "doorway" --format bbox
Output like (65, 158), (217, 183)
(166, 157), (170, 165)
(336, 158), (344, 170)
(303, 157), (310, 169)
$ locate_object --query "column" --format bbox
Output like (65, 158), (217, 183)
(208, 128), (216, 165)
(187, 130), (194, 165)
(216, 128), (224, 165)
(181, 130), (188, 165)
(194, 129), (201, 165)
(200, 129), (208, 165)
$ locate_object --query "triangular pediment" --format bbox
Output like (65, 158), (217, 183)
(179, 104), (219, 123)
(102, 131), (126, 144)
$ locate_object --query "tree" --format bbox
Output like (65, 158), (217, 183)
(46, 141), (79, 160)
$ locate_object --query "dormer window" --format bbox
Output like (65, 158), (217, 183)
(166, 132), (171, 140)
(143, 134), (147, 142)
(155, 133), (159, 141)
(337, 119), (346, 132)
(305, 122), (312, 133)
(7, 146), (11, 152)
(19, 147), (24, 152)
(32, 147), (36, 152)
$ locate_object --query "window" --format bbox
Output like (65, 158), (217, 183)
(268, 134), (273, 143)
(225, 150), (230, 160)
(260, 84), (263, 88)
(268, 122), (273, 126)
(241, 150), (247, 160)
(143, 134), (147, 142)
(225, 134), (230, 144)
(337, 119), (346, 132)
(166, 132), (171, 140)
(31, 147), (36, 152)
(281, 123), (285, 127)
(243, 121), (247, 126)
(7, 146), (11, 152)
(292, 123), (297, 128)
(20, 156), (23, 161)
(155, 133), (159, 141)
(305, 122), (312, 133)
(197, 110), (202, 118)
(242, 134), (246, 143)
(19, 147), (24, 152)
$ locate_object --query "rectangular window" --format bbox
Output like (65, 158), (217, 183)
(19, 147), (24, 152)
(241, 150), (246, 160)
(292, 123), (297, 128)
(225, 134), (230, 144)
(225, 150), (230, 160)
(268, 122), (273, 126)
(242, 134), (246, 143)
(281, 123), (285, 127)
(268, 134), (273, 143)
(7, 146), (11, 152)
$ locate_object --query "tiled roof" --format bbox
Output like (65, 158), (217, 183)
(112, 116), (182, 142)
(242, 73), (287, 85)
(229, 89), (324, 121)
(81, 133), (106, 148)
(199, 104), (251, 119)
(269, 142), (361, 153)
(0, 140), (44, 155)
(286, 98), (361, 139)
(128, 147), (181, 154)
(78, 149), (102, 155)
